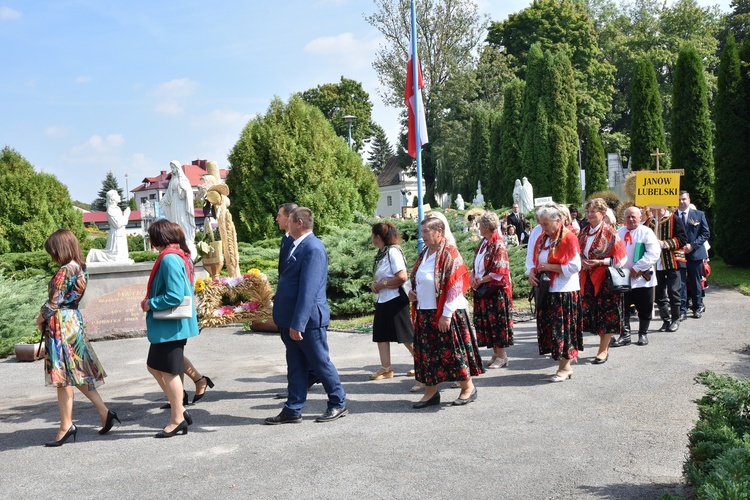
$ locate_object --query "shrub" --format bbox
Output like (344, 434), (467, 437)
(0, 273), (47, 357)
(684, 371), (750, 498)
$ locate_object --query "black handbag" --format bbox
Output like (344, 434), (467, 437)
(397, 285), (410, 303)
(474, 283), (497, 299)
(534, 271), (551, 306)
(606, 266), (631, 293)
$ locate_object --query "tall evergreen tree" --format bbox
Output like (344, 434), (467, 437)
(367, 124), (394, 175)
(467, 106), (492, 202)
(672, 45), (714, 211)
(496, 79), (525, 207)
(521, 44), (552, 197)
(714, 33), (750, 265)
(630, 57), (669, 170)
(546, 50), (578, 204)
(90, 171), (125, 212)
(584, 125), (609, 197)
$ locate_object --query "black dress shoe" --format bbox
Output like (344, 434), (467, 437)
(668, 320), (680, 332)
(265, 412), (302, 425)
(161, 390), (189, 409)
(680, 313), (688, 322)
(315, 406), (348, 423)
(698, 304), (706, 313)
(636, 333), (649, 346)
(413, 392), (441, 409)
(658, 321), (670, 332)
(611, 334), (631, 347)
(592, 353), (609, 365)
(98, 409), (121, 435)
(154, 420), (188, 438)
(693, 311), (702, 319)
(452, 388), (478, 406)
(45, 424), (77, 447)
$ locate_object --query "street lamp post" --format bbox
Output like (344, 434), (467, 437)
(124, 173), (129, 203)
(343, 115), (356, 149)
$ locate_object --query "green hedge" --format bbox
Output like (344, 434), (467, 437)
(0, 273), (47, 356)
(685, 371), (750, 498)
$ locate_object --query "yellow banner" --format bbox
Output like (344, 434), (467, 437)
(634, 172), (681, 207)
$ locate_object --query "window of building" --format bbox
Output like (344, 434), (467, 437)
(150, 193), (156, 199)
(387, 196), (392, 206)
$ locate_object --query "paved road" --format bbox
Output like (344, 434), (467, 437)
(1, 287), (748, 499)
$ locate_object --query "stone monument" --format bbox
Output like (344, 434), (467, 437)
(521, 177), (534, 214)
(472, 181), (485, 207)
(86, 190), (134, 265)
(455, 194), (465, 210)
(161, 160), (197, 258)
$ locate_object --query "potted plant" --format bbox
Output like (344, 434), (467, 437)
(14, 333), (45, 362)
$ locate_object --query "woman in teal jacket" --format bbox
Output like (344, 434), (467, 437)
(140, 219), (199, 438)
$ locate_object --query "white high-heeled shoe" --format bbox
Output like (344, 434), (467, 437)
(550, 370), (573, 382)
(488, 356), (509, 369)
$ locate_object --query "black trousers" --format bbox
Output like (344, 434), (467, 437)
(656, 269), (682, 321)
(623, 286), (654, 333)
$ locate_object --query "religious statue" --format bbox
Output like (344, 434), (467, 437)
(472, 181), (485, 207)
(86, 190), (134, 265)
(161, 160), (197, 258)
(512, 179), (523, 207)
(454, 193), (465, 210)
(520, 177), (534, 214)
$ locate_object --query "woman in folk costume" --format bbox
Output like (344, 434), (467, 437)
(408, 217), (484, 408)
(470, 211), (514, 369)
(529, 204), (583, 382)
(578, 198), (627, 365)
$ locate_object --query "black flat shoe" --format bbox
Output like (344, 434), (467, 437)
(45, 424), (77, 447)
(610, 334), (631, 347)
(658, 321), (670, 332)
(98, 410), (121, 435)
(154, 420), (188, 438)
(592, 354), (609, 365)
(413, 392), (440, 409)
(160, 390), (189, 410)
(265, 412), (302, 425)
(452, 388), (477, 406)
(192, 376), (215, 404)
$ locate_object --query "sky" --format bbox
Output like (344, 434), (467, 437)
(0, 0), (730, 205)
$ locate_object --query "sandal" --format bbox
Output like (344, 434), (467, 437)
(409, 382), (424, 392)
(369, 366), (394, 380)
(488, 357), (509, 369)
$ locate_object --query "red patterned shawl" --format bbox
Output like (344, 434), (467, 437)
(474, 231), (512, 302)
(532, 226), (580, 288)
(577, 222), (626, 296)
(411, 239), (470, 324)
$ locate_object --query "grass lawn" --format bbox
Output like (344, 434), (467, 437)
(707, 256), (750, 295)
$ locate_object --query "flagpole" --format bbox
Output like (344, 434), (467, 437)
(411, 0), (425, 253)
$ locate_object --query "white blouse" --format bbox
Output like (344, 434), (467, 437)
(537, 247), (582, 293)
(374, 247), (407, 304)
(415, 250), (469, 317)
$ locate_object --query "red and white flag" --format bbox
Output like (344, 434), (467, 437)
(404, 43), (428, 159)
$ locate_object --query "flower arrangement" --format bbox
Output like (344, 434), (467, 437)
(194, 268), (275, 329)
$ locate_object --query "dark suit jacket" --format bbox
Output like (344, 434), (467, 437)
(273, 233), (330, 332)
(507, 212), (525, 236)
(278, 234), (294, 275)
(680, 209), (710, 261)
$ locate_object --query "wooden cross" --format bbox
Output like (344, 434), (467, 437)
(651, 148), (665, 171)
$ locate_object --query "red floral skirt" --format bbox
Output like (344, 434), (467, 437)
(473, 290), (514, 349)
(581, 275), (624, 336)
(414, 309), (485, 385)
(536, 291), (583, 361)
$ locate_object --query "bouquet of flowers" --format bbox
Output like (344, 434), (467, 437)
(194, 268), (274, 329)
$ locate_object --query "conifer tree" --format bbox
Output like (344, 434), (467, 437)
(497, 79), (524, 207)
(521, 44), (551, 197)
(630, 57), (669, 170)
(367, 123), (394, 175)
(672, 45), (714, 211)
(90, 171), (125, 212)
(584, 125), (608, 197)
(714, 34), (750, 265)
(467, 106), (492, 202)
(546, 51), (578, 204)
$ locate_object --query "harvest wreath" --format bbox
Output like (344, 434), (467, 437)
(194, 268), (274, 329)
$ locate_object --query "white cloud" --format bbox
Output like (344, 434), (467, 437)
(45, 126), (69, 138)
(189, 108), (251, 129)
(154, 101), (184, 116)
(0, 7), (21, 20)
(304, 32), (382, 69)
(69, 134), (125, 161)
(154, 77), (199, 99)
(75, 75), (91, 84)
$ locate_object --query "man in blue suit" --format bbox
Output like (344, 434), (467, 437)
(266, 207), (347, 424)
(677, 191), (710, 319)
(276, 203), (297, 275)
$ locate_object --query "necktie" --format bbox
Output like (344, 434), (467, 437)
(624, 231), (632, 245)
(681, 212), (687, 227)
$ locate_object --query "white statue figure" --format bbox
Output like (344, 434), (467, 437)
(513, 179), (523, 207)
(521, 177), (534, 214)
(161, 160), (197, 258)
(472, 181), (485, 207)
(86, 190), (134, 265)
(454, 194), (465, 210)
